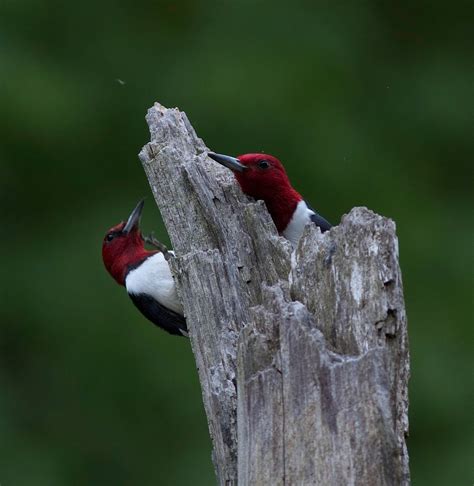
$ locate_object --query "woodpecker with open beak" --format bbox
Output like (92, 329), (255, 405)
(208, 152), (332, 246)
(102, 200), (187, 337)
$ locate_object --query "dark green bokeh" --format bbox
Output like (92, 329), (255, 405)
(1, 1), (472, 484)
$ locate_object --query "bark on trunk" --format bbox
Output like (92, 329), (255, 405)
(139, 103), (410, 486)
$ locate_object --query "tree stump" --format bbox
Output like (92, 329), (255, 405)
(139, 103), (410, 486)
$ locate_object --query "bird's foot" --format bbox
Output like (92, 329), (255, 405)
(144, 232), (173, 261)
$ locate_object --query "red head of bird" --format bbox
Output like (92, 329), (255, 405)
(208, 152), (303, 233)
(208, 151), (332, 245)
(102, 200), (152, 286)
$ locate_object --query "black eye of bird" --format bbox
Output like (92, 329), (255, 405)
(258, 160), (270, 169)
(106, 233), (115, 242)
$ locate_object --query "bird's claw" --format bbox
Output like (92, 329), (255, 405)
(144, 232), (173, 260)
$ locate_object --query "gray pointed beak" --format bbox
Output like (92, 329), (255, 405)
(123, 199), (145, 234)
(208, 152), (247, 173)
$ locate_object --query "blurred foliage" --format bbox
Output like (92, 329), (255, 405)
(0, 0), (472, 484)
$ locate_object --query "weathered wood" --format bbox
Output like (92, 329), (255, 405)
(139, 103), (410, 485)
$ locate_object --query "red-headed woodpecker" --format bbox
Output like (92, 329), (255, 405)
(102, 200), (187, 337)
(208, 152), (332, 246)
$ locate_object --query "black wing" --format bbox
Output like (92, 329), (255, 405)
(128, 293), (188, 337)
(306, 202), (332, 233)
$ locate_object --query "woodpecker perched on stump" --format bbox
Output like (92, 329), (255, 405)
(208, 152), (332, 246)
(102, 200), (187, 337)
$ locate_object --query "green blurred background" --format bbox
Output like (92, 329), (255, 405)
(1, 1), (472, 484)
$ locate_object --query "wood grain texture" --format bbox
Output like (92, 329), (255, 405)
(139, 103), (410, 485)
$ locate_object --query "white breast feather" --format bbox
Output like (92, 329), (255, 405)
(125, 252), (183, 315)
(282, 200), (314, 247)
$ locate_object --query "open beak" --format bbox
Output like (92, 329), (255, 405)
(208, 152), (247, 172)
(123, 199), (145, 234)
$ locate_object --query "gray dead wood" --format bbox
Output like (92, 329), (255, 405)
(139, 103), (410, 486)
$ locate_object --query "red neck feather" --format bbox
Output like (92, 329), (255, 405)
(263, 187), (302, 232)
